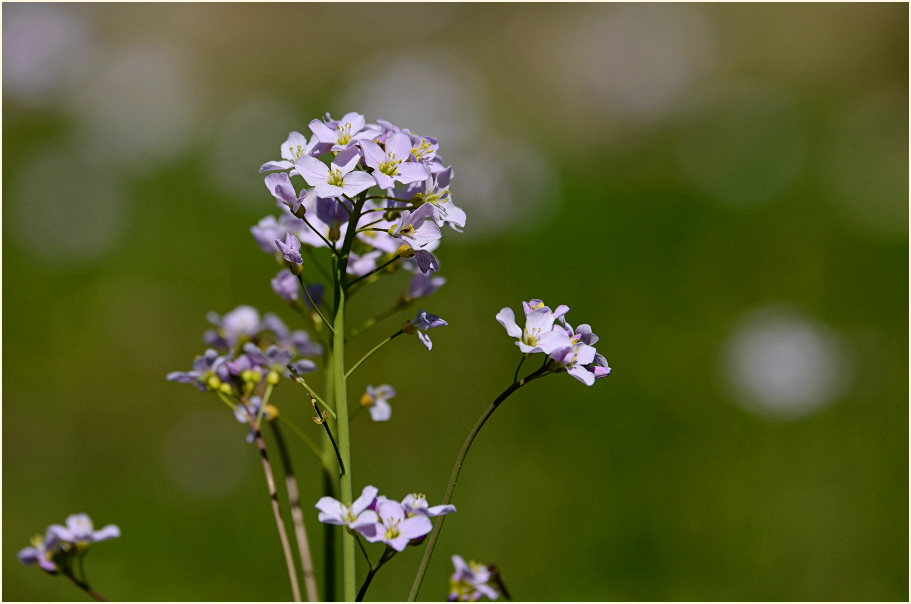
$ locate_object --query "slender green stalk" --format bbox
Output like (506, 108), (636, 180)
(321, 355), (338, 602)
(345, 331), (403, 379)
(272, 422), (319, 602)
(407, 366), (551, 601)
(241, 399), (301, 602)
(356, 547), (396, 602)
(290, 373), (337, 419)
(312, 395), (345, 476)
(64, 572), (108, 602)
(349, 302), (406, 338)
(345, 254), (401, 289)
(297, 273), (334, 333)
(298, 213), (341, 257)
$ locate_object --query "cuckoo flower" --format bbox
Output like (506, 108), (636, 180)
(363, 500), (432, 552)
(361, 133), (429, 189)
(167, 349), (231, 392)
(316, 485), (380, 533)
(48, 514), (120, 546)
(294, 146), (375, 199)
(360, 384), (396, 422)
(259, 131), (318, 173)
(409, 134), (439, 165)
(401, 493), (456, 518)
(264, 172), (308, 212)
(404, 310), (448, 351)
(18, 531), (60, 574)
(448, 555), (499, 602)
(402, 167), (466, 232)
(275, 233), (303, 265)
(251, 215), (286, 254)
(271, 269), (299, 303)
(406, 272), (446, 302)
(496, 305), (571, 355)
(390, 203), (441, 273)
(551, 321), (611, 386)
(309, 111), (379, 152)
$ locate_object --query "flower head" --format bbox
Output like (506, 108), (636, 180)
(48, 514), (120, 546)
(309, 112), (380, 152)
(403, 310), (448, 350)
(448, 555), (499, 601)
(496, 305), (571, 355)
(271, 269), (300, 303)
(259, 131), (318, 173)
(360, 384), (396, 422)
(362, 500), (432, 552)
(17, 530), (60, 574)
(316, 485), (380, 532)
(361, 133), (429, 189)
(294, 146), (375, 199)
(401, 493), (456, 518)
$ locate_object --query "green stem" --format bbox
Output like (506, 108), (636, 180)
(322, 355), (338, 602)
(345, 254), (401, 289)
(290, 372), (337, 419)
(345, 331), (403, 379)
(297, 273), (335, 333)
(298, 213), (341, 257)
(356, 547), (396, 602)
(272, 422), (319, 602)
(407, 366), (550, 601)
(64, 572), (108, 602)
(349, 302), (406, 339)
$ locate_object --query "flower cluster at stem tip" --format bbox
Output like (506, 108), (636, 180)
(18, 514), (120, 575)
(448, 555), (500, 602)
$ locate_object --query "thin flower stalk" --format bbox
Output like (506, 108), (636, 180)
(345, 331), (403, 379)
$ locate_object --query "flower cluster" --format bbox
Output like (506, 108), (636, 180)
(253, 112), (463, 305)
(316, 486), (455, 552)
(18, 514), (120, 575)
(167, 305), (321, 398)
(448, 555), (499, 601)
(496, 299), (611, 385)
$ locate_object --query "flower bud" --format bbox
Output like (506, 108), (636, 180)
(264, 404), (279, 419)
(360, 392), (373, 407)
(267, 370), (281, 385)
(207, 375), (222, 391)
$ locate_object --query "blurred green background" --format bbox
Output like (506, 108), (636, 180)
(3, 3), (908, 601)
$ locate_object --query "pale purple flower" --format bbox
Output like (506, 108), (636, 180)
(408, 134), (439, 164)
(294, 146), (375, 198)
(360, 133), (429, 189)
(523, 299), (569, 320)
(272, 269), (299, 303)
(347, 250), (382, 278)
(264, 172), (308, 212)
(406, 272), (446, 301)
(496, 305), (571, 355)
(360, 384), (396, 422)
(48, 514), (120, 546)
(448, 555), (499, 602)
(402, 167), (465, 231)
(18, 530), (60, 574)
(401, 493), (456, 518)
(362, 500), (432, 552)
(275, 233), (303, 265)
(251, 215), (286, 253)
(260, 131), (318, 172)
(316, 485), (380, 532)
(290, 328), (323, 356)
(220, 305), (261, 345)
(550, 321), (610, 386)
(405, 310), (447, 350)
(389, 203), (441, 250)
(167, 348), (231, 391)
(309, 112), (380, 152)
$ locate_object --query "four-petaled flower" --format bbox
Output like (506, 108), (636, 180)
(401, 493), (456, 518)
(404, 310), (448, 351)
(259, 131), (318, 173)
(362, 500), (432, 552)
(496, 306), (570, 354)
(17, 531), (60, 574)
(48, 514), (121, 546)
(294, 147), (375, 199)
(448, 555), (499, 601)
(309, 112), (379, 152)
(361, 132), (429, 189)
(360, 384), (396, 422)
(316, 485), (380, 532)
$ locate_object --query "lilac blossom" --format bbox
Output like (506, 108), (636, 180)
(362, 500), (432, 552)
(401, 167), (466, 232)
(448, 555), (499, 602)
(259, 131), (318, 173)
(167, 349), (231, 391)
(275, 233), (303, 265)
(360, 133), (428, 189)
(272, 269), (300, 303)
(389, 203), (441, 273)
(214, 305), (261, 347)
(401, 493), (456, 518)
(251, 215), (285, 253)
(404, 310), (448, 351)
(309, 112), (380, 152)
(264, 172), (308, 212)
(290, 328), (323, 356)
(243, 342), (315, 381)
(347, 250), (382, 278)
(496, 305), (570, 355)
(294, 146), (375, 199)
(360, 384), (396, 422)
(17, 531), (60, 573)
(408, 134), (439, 165)
(551, 320), (611, 386)
(316, 485), (380, 532)
(48, 514), (120, 546)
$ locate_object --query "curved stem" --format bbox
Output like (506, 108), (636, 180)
(356, 547), (396, 602)
(289, 372), (337, 419)
(65, 573), (108, 602)
(407, 366), (550, 601)
(297, 273), (334, 333)
(272, 422), (319, 602)
(242, 399), (302, 602)
(345, 331), (403, 379)
(345, 254), (401, 289)
(299, 214), (341, 257)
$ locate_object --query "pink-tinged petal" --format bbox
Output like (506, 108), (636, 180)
(315, 496), (346, 523)
(309, 119), (337, 144)
(536, 329), (573, 355)
(38, 558), (58, 573)
(357, 521), (384, 543)
(281, 131), (309, 161)
(359, 139), (386, 170)
(396, 161), (430, 184)
(350, 510), (379, 530)
(315, 183), (345, 198)
(333, 146), (362, 174)
(378, 500), (406, 525)
(341, 171), (376, 197)
(400, 515), (432, 540)
(574, 343), (597, 367)
(568, 365), (596, 386)
(496, 308), (522, 339)
(260, 160), (294, 173)
(553, 304), (570, 320)
(385, 132), (412, 160)
(352, 485), (379, 515)
(339, 112), (365, 133)
(92, 525), (121, 542)
(293, 157), (329, 186)
(425, 504), (456, 517)
(371, 170), (395, 190)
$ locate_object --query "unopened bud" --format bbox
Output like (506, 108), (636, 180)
(219, 382), (234, 395)
(329, 225), (341, 241)
(397, 244), (415, 258)
(290, 262), (303, 276)
(207, 376), (221, 391)
(266, 370), (281, 386)
(360, 393), (373, 407)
